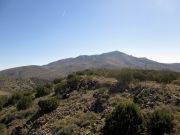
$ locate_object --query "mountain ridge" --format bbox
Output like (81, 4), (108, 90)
(1, 51), (180, 79)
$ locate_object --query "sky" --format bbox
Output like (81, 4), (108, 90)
(0, 0), (180, 70)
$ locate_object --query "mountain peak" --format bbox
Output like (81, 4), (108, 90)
(102, 50), (124, 55)
(1, 51), (180, 79)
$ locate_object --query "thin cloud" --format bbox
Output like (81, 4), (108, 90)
(62, 9), (66, 17)
(148, 0), (178, 11)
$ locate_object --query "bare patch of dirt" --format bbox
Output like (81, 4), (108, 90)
(0, 90), (11, 96)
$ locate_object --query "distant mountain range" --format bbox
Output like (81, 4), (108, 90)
(1, 51), (180, 79)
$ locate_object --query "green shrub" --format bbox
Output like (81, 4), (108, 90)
(0, 123), (7, 135)
(1, 114), (16, 125)
(155, 71), (177, 84)
(0, 103), (2, 111)
(0, 96), (8, 110)
(53, 78), (63, 84)
(133, 70), (146, 81)
(16, 96), (32, 110)
(172, 78), (180, 85)
(147, 109), (174, 135)
(7, 92), (23, 106)
(67, 74), (81, 90)
(38, 98), (59, 113)
(54, 81), (70, 99)
(110, 70), (133, 93)
(11, 126), (28, 135)
(102, 102), (144, 135)
(35, 85), (51, 98)
(44, 83), (53, 89)
(78, 76), (99, 90)
(54, 81), (68, 95)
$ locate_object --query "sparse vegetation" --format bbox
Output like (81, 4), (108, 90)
(0, 69), (179, 135)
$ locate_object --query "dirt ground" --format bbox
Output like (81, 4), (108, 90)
(0, 90), (11, 96)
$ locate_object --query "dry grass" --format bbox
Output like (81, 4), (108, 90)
(0, 90), (11, 96)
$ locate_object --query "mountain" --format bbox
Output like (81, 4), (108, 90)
(1, 51), (180, 79)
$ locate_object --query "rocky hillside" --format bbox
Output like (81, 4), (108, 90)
(0, 77), (50, 96)
(0, 69), (179, 135)
(0, 51), (180, 79)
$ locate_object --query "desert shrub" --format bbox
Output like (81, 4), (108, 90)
(117, 69), (133, 86)
(76, 69), (98, 76)
(75, 69), (180, 86)
(78, 76), (100, 90)
(110, 69), (133, 93)
(147, 109), (174, 135)
(23, 91), (33, 97)
(7, 92), (23, 106)
(1, 114), (16, 125)
(133, 70), (147, 81)
(38, 98), (59, 113)
(0, 123), (7, 135)
(54, 81), (70, 99)
(55, 124), (78, 135)
(172, 78), (180, 85)
(90, 90), (109, 113)
(53, 78), (63, 84)
(35, 85), (51, 98)
(155, 71), (177, 84)
(0, 103), (2, 111)
(16, 96), (32, 110)
(67, 74), (81, 90)
(0, 96), (8, 109)
(11, 126), (28, 135)
(102, 102), (144, 135)
(90, 97), (105, 113)
(44, 83), (53, 89)
(54, 81), (68, 95)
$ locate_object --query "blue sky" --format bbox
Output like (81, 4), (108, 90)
(0, 0), (180, 70)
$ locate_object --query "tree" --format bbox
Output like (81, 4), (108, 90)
(147, 109), (174, 135)
(102, 102), (144, 135)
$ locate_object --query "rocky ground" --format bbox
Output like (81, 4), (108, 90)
(0, 74), (180, 135)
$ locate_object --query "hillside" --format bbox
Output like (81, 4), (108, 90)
(1, 51), (180, 79)
(0, 69), (179, 135)
(0, 77), (50, 97)
(0, 66), (55, 79)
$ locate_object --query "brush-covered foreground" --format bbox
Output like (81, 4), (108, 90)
(0, 69), (180, 135)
